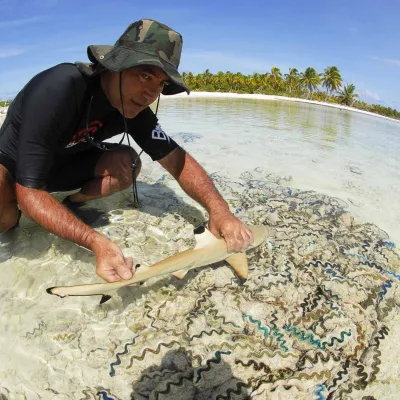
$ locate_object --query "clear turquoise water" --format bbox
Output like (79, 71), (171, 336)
(151, 97), (400, 245)
(1, 98), (400, 399)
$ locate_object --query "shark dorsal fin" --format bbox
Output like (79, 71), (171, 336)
(193, 226), (218, 249)
(225, 253), (248, 279)
(171, 226), (217, 280)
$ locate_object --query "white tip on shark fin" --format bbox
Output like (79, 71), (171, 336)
(193, 226), (219, 249)
(225, 252), (248, 279)
(171, 269), (189, 279)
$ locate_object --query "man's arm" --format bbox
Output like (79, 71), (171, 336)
(158, 147), (253, 252)
(16, 184), (134, 282)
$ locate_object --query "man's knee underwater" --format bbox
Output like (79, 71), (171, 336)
(0, 204), (20, 234)
(0, 164), (19, 234)
(101, 147), (142, 189)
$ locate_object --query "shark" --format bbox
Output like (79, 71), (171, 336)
(47, 224), (267, 303)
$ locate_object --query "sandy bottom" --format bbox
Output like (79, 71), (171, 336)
(1, 164), (400, 399)
(1, 98), (400, 399)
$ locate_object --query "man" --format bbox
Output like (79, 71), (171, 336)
(0, 19), (253, 283)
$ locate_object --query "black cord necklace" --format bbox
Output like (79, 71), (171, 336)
(84, 72), (161, 208)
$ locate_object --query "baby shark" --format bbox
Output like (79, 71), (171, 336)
(47, 224), (267, 303)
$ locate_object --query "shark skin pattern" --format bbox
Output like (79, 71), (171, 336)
(47, 224), (267, 302)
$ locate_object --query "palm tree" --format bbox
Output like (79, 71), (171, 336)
(270, 66), (283, 90)
(180, 69), (399, 119)
(300, 67), (321, 94)
(203, 69), (213, 86)
(322, 66), (342, 94)
(260, 73), (271, 91)
(214, 71), (225, 90)
(183, 72), (195, 89)
(251, 72), (262, 92)
(225, 71), (235, 91)
(337, 84), (359, 106)
(284, 68), (299, 92)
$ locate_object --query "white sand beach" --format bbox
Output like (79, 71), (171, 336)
(0, 109), (7, 128)
(2, 92), (399, 124)
(161, 91), (400, 123)
(1, 93), (400, 399)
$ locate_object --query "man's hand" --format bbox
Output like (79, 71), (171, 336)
(158, 149), (253, 252)
(15, 185), (135, 283)
(91, 236), (135, 282)
(208, 210), (254, 253)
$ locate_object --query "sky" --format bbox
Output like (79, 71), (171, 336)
(0, 0), (399, 109)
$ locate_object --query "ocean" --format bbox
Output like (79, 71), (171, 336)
(1, 97), (399, 399)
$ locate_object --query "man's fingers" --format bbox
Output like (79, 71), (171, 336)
(99, 265), (132, 282)
(225, 236), (234, 253)
(125, 256), (134, 271)
(241, 228), (253, 250)
(224, 227), (254, 253)
(225, 233), (243, 253)
(246, 228), (254, 244)
(98, 269), (121, 283)
(116, 258), (133, 280)
(97, 258), (135, 283)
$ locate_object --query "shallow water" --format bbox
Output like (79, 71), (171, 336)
(155, 98), (400, 246)
(1, 99), (400, 399)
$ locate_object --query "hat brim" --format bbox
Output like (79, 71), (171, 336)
(87, 45), (189, 96)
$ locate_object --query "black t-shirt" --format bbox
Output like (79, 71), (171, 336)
(0, 63), (178, 188)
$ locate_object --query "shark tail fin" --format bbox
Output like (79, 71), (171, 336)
(225, 253), (248, 280)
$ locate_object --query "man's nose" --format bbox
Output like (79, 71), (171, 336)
(143, 81), (161, 99)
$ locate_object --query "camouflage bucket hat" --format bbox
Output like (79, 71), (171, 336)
(77, 19), (189, 95)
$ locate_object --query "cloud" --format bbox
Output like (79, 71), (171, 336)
(0, 88), (18, 99)
(0, 15), (47, 28)
(0, 48), (24, 58)
(361, 89), (381, 102)
(370, 56), (400, 67)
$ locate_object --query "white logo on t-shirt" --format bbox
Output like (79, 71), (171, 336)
(151, 124), (170, 143)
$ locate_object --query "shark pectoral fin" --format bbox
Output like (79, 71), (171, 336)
(225, 252), (248, 279)
(171, 269), (189, 280)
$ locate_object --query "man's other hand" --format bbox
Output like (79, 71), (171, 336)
(208, 210), (254, 253)
(91, 237), (134, 282)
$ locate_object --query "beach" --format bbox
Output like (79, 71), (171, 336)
(2, 94), (400, 247)
(160, 91), (400, 123)
(153, 93), (400, 248)
(2, 92), (399, 124)
(1, 94), (400, 399)
(0, 106), (7, 121)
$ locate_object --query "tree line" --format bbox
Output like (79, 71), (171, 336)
(182, 67), (400, 120)
(1, 66), (399, 120)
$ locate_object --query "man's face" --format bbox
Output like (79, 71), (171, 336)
(102, 65), (171, 118)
